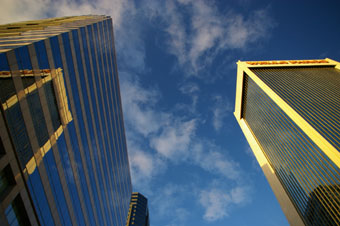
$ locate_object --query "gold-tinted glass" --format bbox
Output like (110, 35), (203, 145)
(251, 67), (340, 153)
(242, 74), (340, 225)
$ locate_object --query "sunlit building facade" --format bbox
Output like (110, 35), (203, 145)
(234, 59), (340, 226)
(0, 15), (132, 226)
(126, 192), (150, 226)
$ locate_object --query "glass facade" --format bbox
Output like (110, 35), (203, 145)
(251, 67), (340, 153)
(242, 74), (340, 225)
(0, 15), (132, 226)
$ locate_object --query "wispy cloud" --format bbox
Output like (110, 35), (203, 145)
(0, 0), (132, 28)
(120, 72), (169, 137)
(145, 0), (275, 74)
(128, 148), (166, 186)
(199, 186), (249, 221)
(150, 119), (196, 160)
(175, 82), (200, 114)
(191, 141), (241, 181)
(211, 95), (233, 132)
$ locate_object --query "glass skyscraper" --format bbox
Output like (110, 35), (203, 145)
(126, 192), (150, 226)
(234, 59), (340, 226)
(0, 15), (132, 226)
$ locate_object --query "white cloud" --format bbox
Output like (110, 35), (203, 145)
(150, 183), (189, 217)
(191, 141), (241, 180)
(150, 119), (196, 160)
(145, 0), (275, 74)
(0, 0), (131, 28)
(120, 73), (169, 137)
(199, 186), (249, 221)
(199, 188), (230, 221)
(175, 82), (200, 114)
(178, 82), (200, 95)
(128, 147), (165, 186)
(211, 95), (232, 132)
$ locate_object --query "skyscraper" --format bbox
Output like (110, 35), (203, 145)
(126, 192), (150, 226)
(0, 15), (132, 226)
(234, 59), (340, 225)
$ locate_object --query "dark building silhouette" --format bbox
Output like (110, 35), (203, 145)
(126, 192), (150, 226)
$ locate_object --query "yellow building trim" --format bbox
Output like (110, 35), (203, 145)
(326, 58), (340, 70)
(0, 37), (45, 43)
(1, 70), (52, 110)
(234, 61), (245, 119)
(241, 64), (340, 169)
(24, 124), (65, 175)
(240, 59), (336, 68)
(1, 68), (72, 175)
(236, 117), (305, 225)
(234, 58), (340, 225)
(0, 42), (32, 47)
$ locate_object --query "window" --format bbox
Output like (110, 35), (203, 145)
(5, 195), (31, 226)
(0, 165), (16, 200)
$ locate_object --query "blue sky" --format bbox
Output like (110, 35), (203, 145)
(2, 0), (340, 225)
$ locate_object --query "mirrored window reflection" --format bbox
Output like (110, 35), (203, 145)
(34, 41), (50, 69)
(43, 150), (72, 226)
(5, 102), (33, 168)
(26, 90), (49, 147)
(0, 76), (16, 104)
(72, 28), (104, 226)
(14, 47), (35, 89)
(43, 81), (61, 131)
(251, 67), (340, 153)
(81, 26), (107, 225)
(56, 133), (84, 226)
(243, 74), (340, 225)
(62, 32), (96, 226)
(49, 35), (85, 226)
(0, 165), (16, 200)
(5, 195), (31, 226)
(27, 168), (54, 226)
(1, 52), (33, 169)
(88, 23), (113, 225)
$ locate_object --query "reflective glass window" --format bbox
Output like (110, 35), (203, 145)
(73, 28), (104, 226)
(27, 168), (54, 226)
(26, 90), (49, 147)
(89, 23), (114, 225)
(43, 81), (61, 131)
(5, 102), (33, 168)
(34, 41), (50, 69)
(57, 133), (84, 226)
(5, 195), (31, 226)
(242, 74), (340, 225)
(96, 21), (122, 225)
(0, 165), (15, 199)
(1, 53), (33, 169)
(251, 67), (340, 153)
(43, 150), (72, 226)
(14, 47), (35, 89)
(62, 32), (95, 226)
(0, 53), (16, 103)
